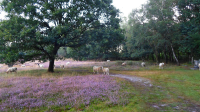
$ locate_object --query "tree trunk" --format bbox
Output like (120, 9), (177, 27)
(158, 52), (160, 63)
(48, 58), (55, 72)
(170, 44), (180, 66)
(169, 52), (172, 62)
(154, 50), (159, 64)
(164, 50), (168, 64)
(152, 53), (154, 61)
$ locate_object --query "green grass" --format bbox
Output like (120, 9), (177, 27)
(110, 64), (200, 111)
(147, 70), (200, 103)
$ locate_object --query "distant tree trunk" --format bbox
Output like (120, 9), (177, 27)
(169, 52), (172, 62)
(178, 51), (180, 61)
(188, 53), (190, 63)
(152, 53), (154, 61)
(158, 52), (161, 63)
(171, 44), (180, 66)
(164, 50), (168, 64)
(154, 50), (159, 64)
(192, 57), (193, 64)
(8, 62), (14, 67)
(48, 58), (55, 72)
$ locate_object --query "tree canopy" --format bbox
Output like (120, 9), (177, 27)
(0, 0), (124, 72)
(120, 0), (200, 64)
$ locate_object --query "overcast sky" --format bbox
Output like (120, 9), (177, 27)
(112, 0), (148, 18)
(0, 0), (148, 20)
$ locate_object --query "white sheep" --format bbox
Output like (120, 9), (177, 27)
(122, 62), (126, 66)
(60, 65), (65, 69)
(103, 67), (109, 75)
(198, 63), (200, 71)
(66, 62), (70, 65)
(141, 62), (145, 67)
(38, 64), (44, 68)
(159, 62), (165, 69)
(21, 65), (26, 67)
(107, 60), (110, 62)
(6, 67), (17, 74)
(93, 66), (103, 74)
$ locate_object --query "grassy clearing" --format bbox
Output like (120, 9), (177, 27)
(0, 61), (199, 111)
(111, 64), (200, 111)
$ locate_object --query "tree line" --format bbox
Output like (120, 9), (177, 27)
(119, 0), (200, 65)
(60, 0), (200, 65)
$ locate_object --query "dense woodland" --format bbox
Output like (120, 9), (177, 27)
(0, 0), (200, 72)
(59, 0), (200, 65)
(119, 0), (200, 65)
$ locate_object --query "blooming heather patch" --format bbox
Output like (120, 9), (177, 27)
(0, 75), (121, 111)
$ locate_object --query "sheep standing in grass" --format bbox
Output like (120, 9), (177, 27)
(141, 62), (145, 67)
(60, 65), (65, 69)
(66, 62), (70, 65)
(93, 66), (103, 74)
(159, 62), (164, 69)
(107, 60), (110, 62)
(103, 67), (109, 75)
(122, 62), (126, 66)
(21, 65), (26, 67)
(6, 67), (17, 74)
(38, 64), (44, 68)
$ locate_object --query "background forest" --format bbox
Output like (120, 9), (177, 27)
(59, 0), (200, 66)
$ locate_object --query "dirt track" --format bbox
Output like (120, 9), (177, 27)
(111, 74), (152, 87)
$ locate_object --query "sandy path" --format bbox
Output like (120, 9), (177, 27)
(111, 74), (152, 87)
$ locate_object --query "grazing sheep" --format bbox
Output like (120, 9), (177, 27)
(38, 64), (44, 68)
(122, 62), (126, 66)
(60, 65), (65, 69)
(93, 66), (103, 74)
(66, 62), (70, 65)
(54, 64), (64, 69)
(21, 65), (26, 67)
(107, 60), (110, 62)
(141, 62), (145, 67)
(159, 62), (165, 69)
(6, 67), (17, 74)
(103, 67), (109, 75)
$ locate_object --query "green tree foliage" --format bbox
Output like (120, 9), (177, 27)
(0, 0), (121, 72)
(144, 0), (180, 65)
(122, 0), (182, 64)
(178, 0), (200, 58)
(124, 9), (153, 60)
(66, 20), (124, 61)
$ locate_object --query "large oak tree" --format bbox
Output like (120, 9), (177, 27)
(0, 0), (121, 72)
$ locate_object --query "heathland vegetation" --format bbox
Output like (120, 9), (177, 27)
(0, 0), (200, 111)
